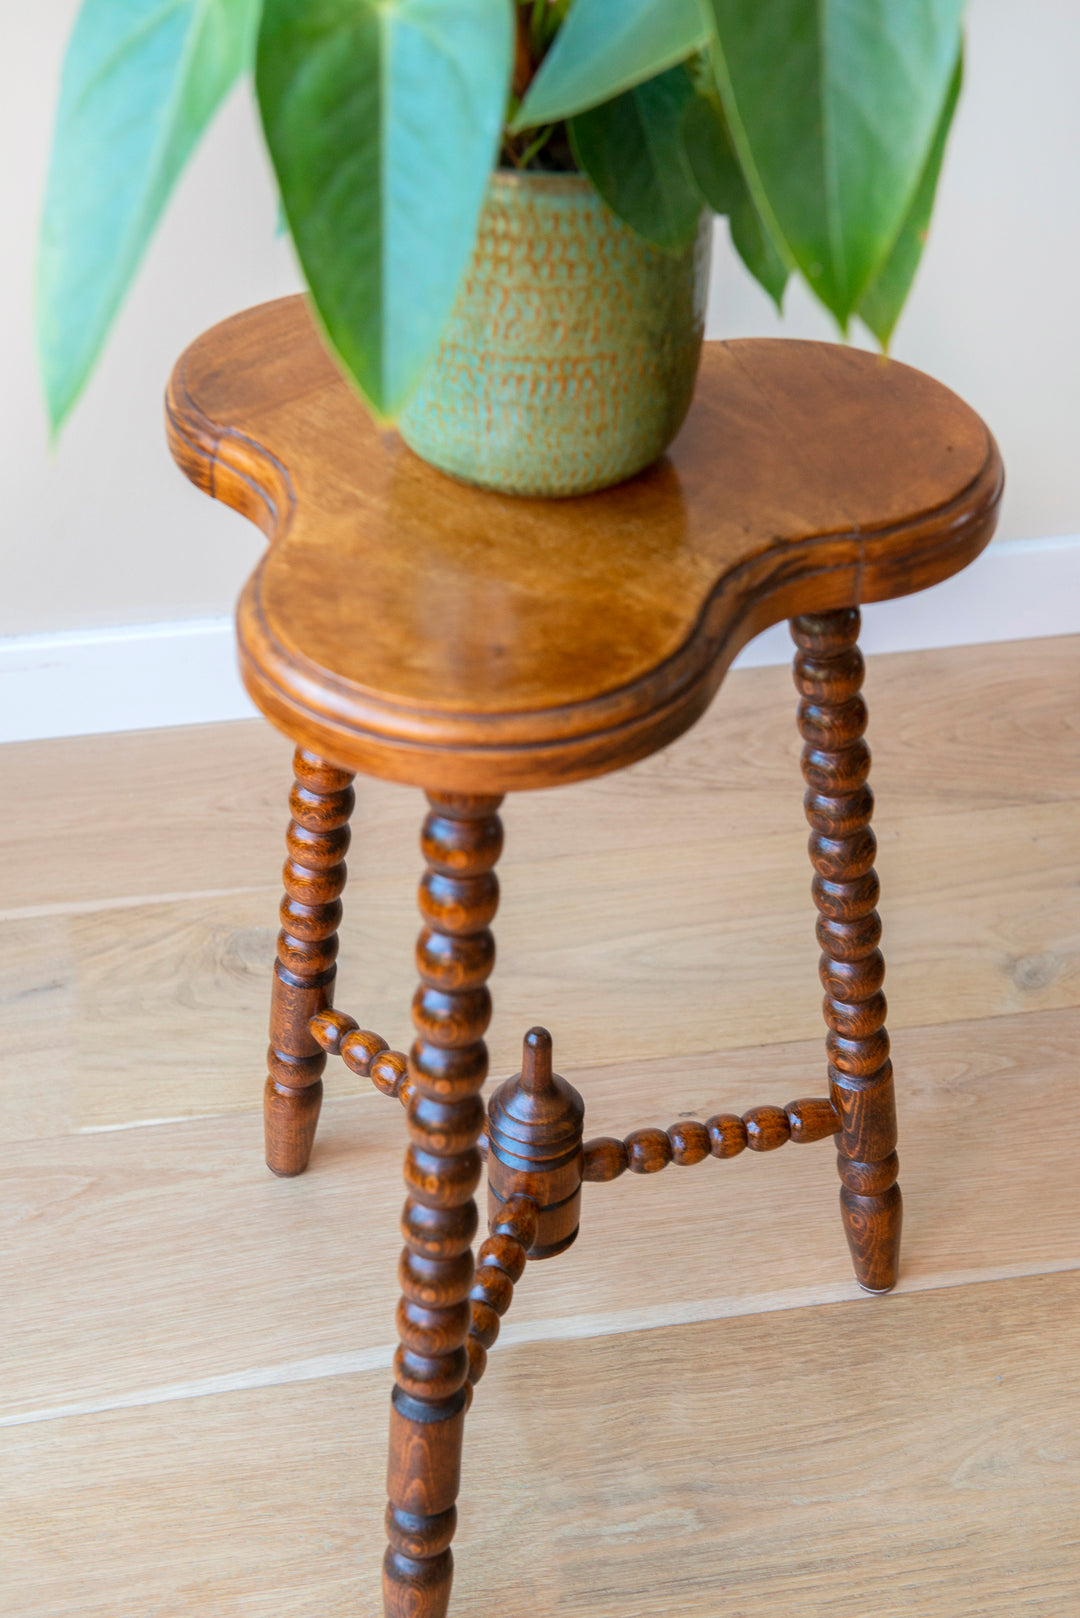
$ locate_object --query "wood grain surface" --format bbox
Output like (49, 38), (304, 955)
(3, 640), (1078, 1142)
(3, 633), (1078, 1615)
(3, 1003), (1077, 1423)
(3, 635), (1074, 914)
(166, 297), (1002, 788)
(5, 1276), (1078, 1617)
(4, 790), (1076, 1141)
(793, 608), (902, 1292)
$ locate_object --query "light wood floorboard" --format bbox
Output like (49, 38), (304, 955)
(5, 1276), (1078, 1617)
(7, 794), (1080, 1137)
(3, 636), (1077, 914)
(4, 1002), (1078, 1420)
(3, 634), (1078, 1613)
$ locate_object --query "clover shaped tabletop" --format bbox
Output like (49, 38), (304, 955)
(167, 295), (1001, 793)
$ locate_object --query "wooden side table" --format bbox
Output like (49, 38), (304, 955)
(167, 296), (1002, 1618)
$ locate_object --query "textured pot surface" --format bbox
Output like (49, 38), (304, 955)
(398, 172), (711, 498)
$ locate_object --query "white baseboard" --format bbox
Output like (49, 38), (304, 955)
(0, 617), (251, 744)
(2, 535), (1077, 745)
(733, 532), (1080, 669)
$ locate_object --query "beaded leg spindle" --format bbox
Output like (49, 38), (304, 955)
(265, 747), (355, 1176)
(792, 609), (902, 1293)
(384, 793), (503, 1618)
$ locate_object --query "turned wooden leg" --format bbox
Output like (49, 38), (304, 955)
(265, 747), (355, 1177)
(384, 792), (503, 1618)
(792, 609), (902, 1293)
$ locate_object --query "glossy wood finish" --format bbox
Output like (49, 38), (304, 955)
(309, 1009), (413, 1105)
(10, 636), (1079, 1145)
(486, 1028), (585, 1258)
(465, 1193), (539, 1397)
(162, 306), (1009, 1614)
(264, 748), (354, 1175)
(166, 296), (1002, 794)
(385, 794), (503, 1618)
(793, 609), (902, 1292)
(10, 633), (1080, 1615)
(582, 1096), (840, 1180)
(9, 1004), (1080, 1423)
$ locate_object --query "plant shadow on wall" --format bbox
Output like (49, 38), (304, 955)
(38, 0), (966, 494)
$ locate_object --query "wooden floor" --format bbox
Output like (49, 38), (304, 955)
(2, 635), (1078, 1616)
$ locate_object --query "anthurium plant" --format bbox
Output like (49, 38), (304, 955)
(38, 0), (966, 431)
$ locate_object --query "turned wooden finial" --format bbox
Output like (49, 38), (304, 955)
(486, 1027), (584, 1259)
(520, 1027), (553, 1094)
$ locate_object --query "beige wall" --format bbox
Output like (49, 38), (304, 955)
(2, 0), (1078, 637)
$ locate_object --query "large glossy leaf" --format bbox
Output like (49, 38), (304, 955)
(857, 51), (962, 345)
(569, 68), (703, 253)
(707, 0), (965, 326)
(681, 90), (788, 307)
(37, 0), (259, 432)
(257, 0), (513, 419)
(513, 0), (709, 130)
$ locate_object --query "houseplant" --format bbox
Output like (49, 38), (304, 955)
(38, 0), (966, 493)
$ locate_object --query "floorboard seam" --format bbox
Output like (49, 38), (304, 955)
(0, 884), (277, 922)
(6, 1260), (1076, 1430)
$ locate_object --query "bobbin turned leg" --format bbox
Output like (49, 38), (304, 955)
(792, 609), (902, 1293)
(265, 747), (355, 1177)
(384, 793), (503, 1618)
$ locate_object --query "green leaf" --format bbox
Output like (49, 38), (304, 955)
(257, 0), (513, 420)
(707, 0), (965, 327)
(681, 91), (788, 308)
(37, 0), (259, 432)
(857, 50), (963, 346)
(569, 67), (704, 253)
(513, 0), (709, 130)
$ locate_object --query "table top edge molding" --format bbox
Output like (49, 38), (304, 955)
(231, 454), (1000, 793)
(165, 304), (1003, 792)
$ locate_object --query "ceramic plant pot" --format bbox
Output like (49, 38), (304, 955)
(398, 171), (711, 498)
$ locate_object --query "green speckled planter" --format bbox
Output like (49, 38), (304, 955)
(398, 171), (712, 498)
